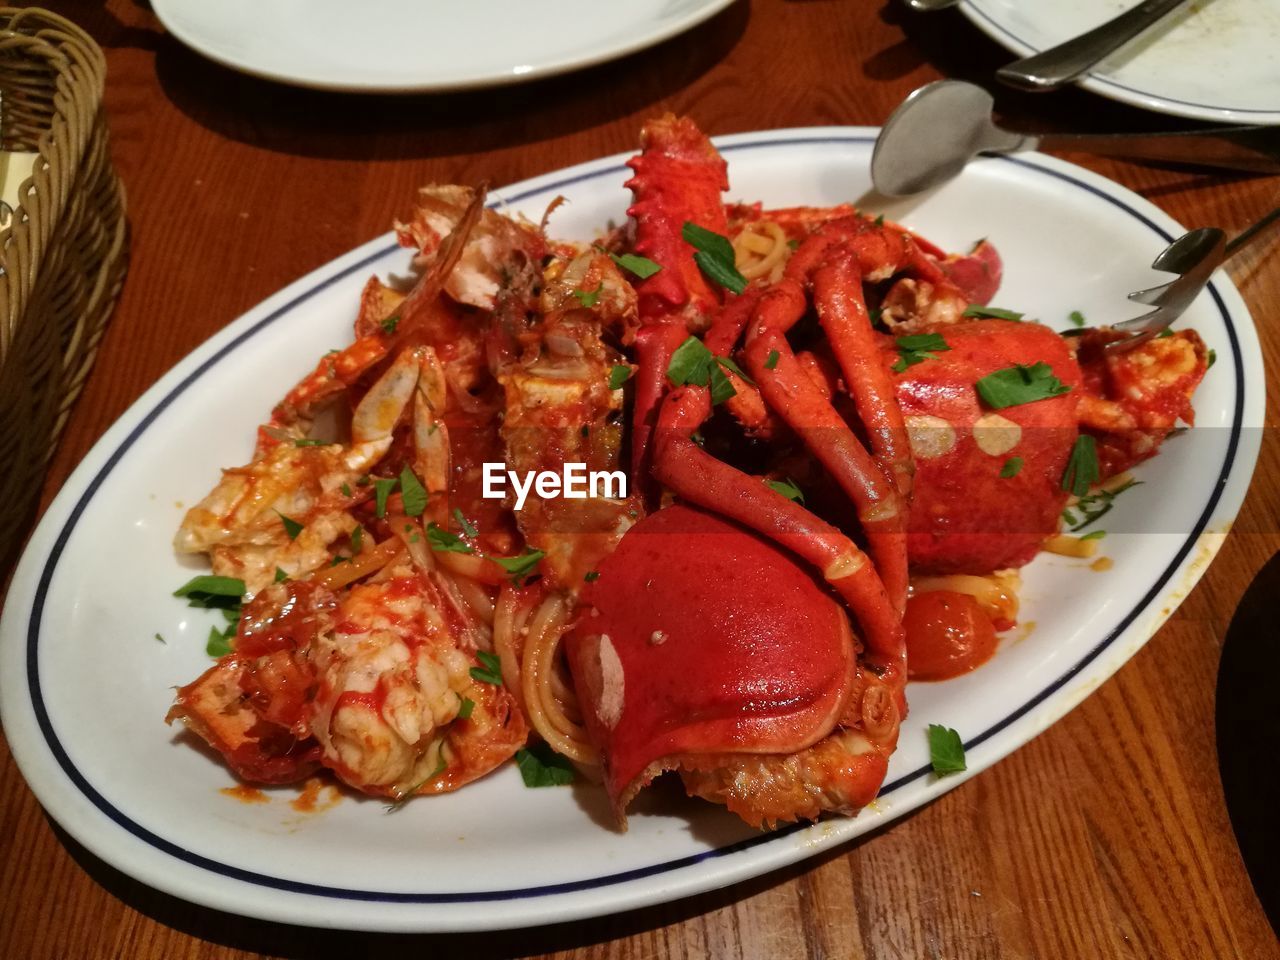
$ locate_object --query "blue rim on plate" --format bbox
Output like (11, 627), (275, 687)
(20, 135), (1246, 904)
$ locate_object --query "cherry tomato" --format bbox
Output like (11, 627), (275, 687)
(903, 590), (998, 681)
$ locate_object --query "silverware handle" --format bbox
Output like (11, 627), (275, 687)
(1227, 205), (1280, 257)
(1035, 127), (1280, 175)
(996, 0), (1189, 91)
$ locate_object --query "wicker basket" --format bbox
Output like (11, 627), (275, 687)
(0, 8), (128, 569)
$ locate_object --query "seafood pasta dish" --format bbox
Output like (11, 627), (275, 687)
(167, 117), (1209, 829)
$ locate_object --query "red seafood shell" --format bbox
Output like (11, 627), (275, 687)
(566, 504), (856, 821)
(895, 319), (1083, 574)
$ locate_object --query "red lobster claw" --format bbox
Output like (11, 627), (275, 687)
(566, 504), (856, 822)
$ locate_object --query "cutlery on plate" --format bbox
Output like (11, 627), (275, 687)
(870, 81), (1280, 198)
(995, 0), (1192, 92)
(1078, 204), (1280, 352)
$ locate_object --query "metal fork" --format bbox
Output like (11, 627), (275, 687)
(1093, 205), (1280, 352)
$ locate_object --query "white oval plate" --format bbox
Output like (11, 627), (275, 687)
(151, 0), (735, 93)
(0, 130), (1262, 932)
(960, 0), (1280, 124)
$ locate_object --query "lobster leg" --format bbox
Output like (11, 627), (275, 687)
(630, 323), (689, 504)
(811, 249), (915, 499)
(652, 384), (905, 677)
(741, 281), (910, 614)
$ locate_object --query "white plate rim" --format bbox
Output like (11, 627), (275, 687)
(150, 0), (737, 93)
(0, 127), (1263, 932)
(958, 0), (1280, 124)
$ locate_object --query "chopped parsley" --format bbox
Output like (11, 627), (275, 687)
(1079, 529), (1107, 541)
(976, 362), (1071, 409)
(380, 313), (400, 335)
(1061, 435), (1100, 498)
(1207, 348), (1217, 369)
(999, 457), (1024, 479)
(398, 466), (428, 517)
(962, 305), (1024, 322)
(274, 567), (289, 583)
(1068, 310), (1086, 328)
(453, 508), (478, 538)
(682, 221), (747, 295)
(891, 332), (950, 373)
(667, 336), (737, 405)
(373, 477), (398, 519)
(584, 570), (601, 583)
(154, 633), (166, 644)
(610, 252), (662, 279)
(873, 213), (885, 227)
(174, 575), (245, 608)
(427, 523), (474, 554)
(206, 625), (234, 658)
(293, 438), (328, 447)
(340, 482), (352, 498)
(766, 477), (805, 504)
(349, 526), (364, 553)
(1062, 477), (1141, 532)
(275, 510), (304, 540)
(764, 349), (780, 370)
(492, 549), (545, 581)
(457, 696), (475, 720)
(515, 742), (576, 787)
(608, 364), (632, 391)
(716, 354), (754, 386)
(572, 285), (602, 309)
(470, 650), (503, 685)
(928, 724), (966, 775)
(384, 755), (448, 811)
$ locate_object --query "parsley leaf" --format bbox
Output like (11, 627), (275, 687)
(457, 696), (475, 720)
(275, 510), (304, 540)
(999, 457), (1024, 479)
(873, 213), (885, 227)
(1068, 310), (1086, 328)
(891, 332), (950, 374)
(1207, 348), (1217, 369)
(928, 724), (966, 775)
(349, 526), (363, 553)
(470, 650), (503, 685)
(274, 567), (289, 583)
(962, 305), (1024, 322)
(708, 362), (737, 405)
(398, 466), (428, 517)
(453, 508), (478, 538)
(1079, 529), (1107, 541)
(716, 355), (754, 386)
(764, 349), (780, 370)
(340, 482), (352, 497)
(608, 364), (632, 391)
(491, 549), (545, 580)
(1064, 478), (1141, 532)
(1061, 435), (1100, 498)
(766, 477), (805, 504)
(515, 742), (576, 787)
(584, 570), (601, 582)
(976, 362), (1071, 409)
(174, 575), (245, 605)
(682, 221), (747, 295)
(206, 626), (234, 658)
(293, 438), (328, 447)
(667, 337), (737, 405)
(373, 477), (398, 519)
(610, 252), (662, 279)
(380, 313), (400, 335)
(154, 633), (166, 644)
(572, 285), (602, 309)
(427, 523), (474, 554)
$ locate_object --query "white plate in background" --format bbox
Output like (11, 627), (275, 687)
(152, 0), (736, 92)
(960, 0), (1280, 123)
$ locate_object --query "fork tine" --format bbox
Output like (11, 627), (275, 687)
(1127, 281), (1173, 305)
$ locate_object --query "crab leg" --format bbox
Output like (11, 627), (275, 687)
(652, 384), (905, 677)
(740, 280), (910, 614)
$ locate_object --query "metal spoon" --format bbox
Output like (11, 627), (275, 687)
(871, 81), (1280, 198)
(996, 0), (1191, 92)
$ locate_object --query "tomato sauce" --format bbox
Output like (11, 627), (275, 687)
(903, 591), (998, 681)
(220, 784), (269, 804)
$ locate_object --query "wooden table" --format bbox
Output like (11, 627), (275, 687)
(2, 2), (1277, 957)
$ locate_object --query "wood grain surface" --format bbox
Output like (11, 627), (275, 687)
(2, 2), (1277, 957)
